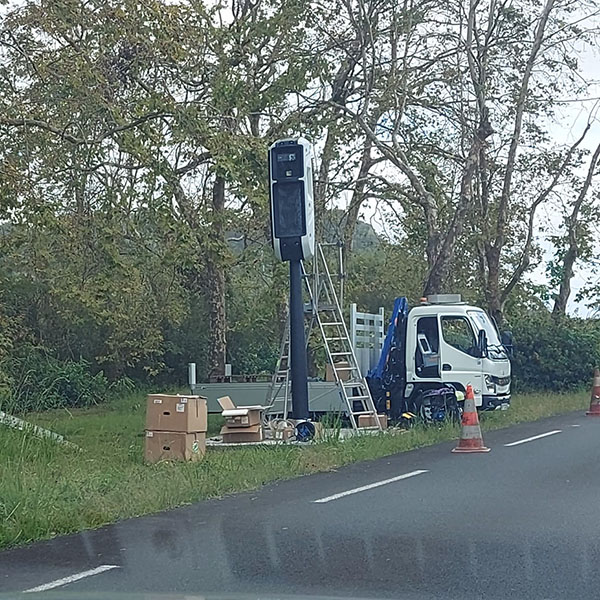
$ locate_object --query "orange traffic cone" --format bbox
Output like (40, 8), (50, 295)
(452, 384), (490, 453)
(586, 369), (600, 416)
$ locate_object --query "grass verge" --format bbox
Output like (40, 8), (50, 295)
(0, 390), (589, 550)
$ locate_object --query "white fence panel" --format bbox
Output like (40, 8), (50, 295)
(349, 303), (385, 376)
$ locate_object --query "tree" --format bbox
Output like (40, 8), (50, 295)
(551, 137), (600, 316)
(0, 0), (319, 378)
(321, 0), (599, 315)
(472, 0), (599, 323)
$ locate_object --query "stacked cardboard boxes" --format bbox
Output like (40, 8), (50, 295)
(218, 396), (265, 443)
(145, 394), (207, 462)
(357, 414), (388, 429)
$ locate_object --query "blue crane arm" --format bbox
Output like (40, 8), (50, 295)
(368, 296), (409, 381)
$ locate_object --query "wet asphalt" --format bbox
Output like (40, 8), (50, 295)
(1, 411), (599, 600)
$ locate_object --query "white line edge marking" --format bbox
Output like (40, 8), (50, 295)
(313, 469), (429, 504)
(504, 430), (562, 447)
(23, 565), (120, 593)
(571, 424), (581, 427)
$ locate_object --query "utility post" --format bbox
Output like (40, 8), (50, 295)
(268, 138), (315, 420)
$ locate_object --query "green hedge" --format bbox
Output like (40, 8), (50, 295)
(1, 313), (598, 412)
(0, 347), (133, 414)
(510, 313), (600, 392)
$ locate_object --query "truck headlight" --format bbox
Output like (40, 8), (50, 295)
(484, 375), (496, 392)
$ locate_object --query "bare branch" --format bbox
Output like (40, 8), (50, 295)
(501, 121), (592, 305)
(1, 111), (170, 146)
(496, 0), (556, 249)
(0, 117), (83, 144)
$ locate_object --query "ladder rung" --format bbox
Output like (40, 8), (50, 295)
(305, 303), (337, 311)
(325, 337), (345, 341)
(330, 352), (352, 356)
(322, 322), (344, 326)
(334, 366), (355, 371)
(352, 410), (378, 416)
(346, 395), (370, 400)
(343, 381), (365, 387)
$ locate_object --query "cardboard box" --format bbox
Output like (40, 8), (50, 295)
(217, 395), (265, 428)
(146, 394), (207, 433)
(273, 426), (295, 441)
(144, 431), (205, 463)
(223, 411), (262, 428)
(357, 414), (388, 429)
(325, 361), (351, 382)
(312, 421), (324, 440)
(220, 423), (264, 443)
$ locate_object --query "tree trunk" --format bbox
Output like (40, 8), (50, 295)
(552, 245), (576, 318)
(487, 267), (504, 325)
(423, 112), (493, 296)
(483, 0), (555, 322)
(485, 244), (504, 325)
(552, 139), (600, 317)
(206, 175), (227, 377)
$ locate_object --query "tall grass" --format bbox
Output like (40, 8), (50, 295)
(0, 389), (589, 550)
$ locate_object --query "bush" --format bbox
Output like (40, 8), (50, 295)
(0, 347), (133, 414)
(510, 313), (600, 392)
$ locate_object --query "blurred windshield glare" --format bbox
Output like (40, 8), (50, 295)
(467, 310), (506, 358)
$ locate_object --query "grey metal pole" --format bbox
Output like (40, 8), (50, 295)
(289, 259), (309, 420)
(188, 362), (197, 394)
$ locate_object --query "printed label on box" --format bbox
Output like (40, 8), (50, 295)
(180, 397), (188, 403)
(146, 431), (154, 437)
(176, 403), (185, 413)
(242, 416), (249, 424)
(192, 440), (199, 453)
(153, 399), (162, 404)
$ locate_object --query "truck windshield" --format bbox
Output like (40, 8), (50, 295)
(467, 310), (507, 359)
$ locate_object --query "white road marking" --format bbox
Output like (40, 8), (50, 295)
(504, 430), (562, 447)
(571, 424), (581, 427)
(313, 470), (429, 504)
(22, 565), (120, 593)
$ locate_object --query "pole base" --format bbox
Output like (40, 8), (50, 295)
(452, 446), (491, 453)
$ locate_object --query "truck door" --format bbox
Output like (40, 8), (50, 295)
(414, 316), (440, 379)
(439, 315), (483, 403)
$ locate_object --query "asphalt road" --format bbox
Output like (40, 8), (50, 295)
(2, 411), (600, 600)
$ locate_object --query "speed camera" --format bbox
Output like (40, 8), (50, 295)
(269, 137), (315, 261)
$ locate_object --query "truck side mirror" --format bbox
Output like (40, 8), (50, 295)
(501, 330), (514, 358)
(477, 330), (488, 358)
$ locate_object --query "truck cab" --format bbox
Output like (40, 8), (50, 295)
(405, 296), (511, 410)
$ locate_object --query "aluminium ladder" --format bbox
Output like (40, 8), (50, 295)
(264, 314), (292, 420)
(265, 244), (382, 430)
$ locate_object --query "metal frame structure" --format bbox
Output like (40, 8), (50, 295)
(265, 243), (382, 430)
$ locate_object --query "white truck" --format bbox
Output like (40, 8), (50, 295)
(365, 294), (512, 423)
